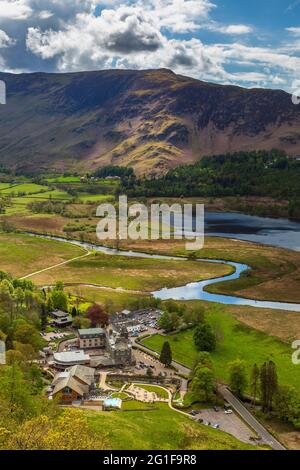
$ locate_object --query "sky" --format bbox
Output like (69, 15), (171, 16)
(0, 0), (300, 92)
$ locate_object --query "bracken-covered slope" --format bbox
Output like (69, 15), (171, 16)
(0, 68), (299, 175)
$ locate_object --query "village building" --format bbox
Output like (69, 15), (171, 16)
(107, 327), (133, 366)
(51, 365), (96, 403)
(78, 328), (106, 349)
(50, 310), (73, 328)
(52, 350), (91, 369)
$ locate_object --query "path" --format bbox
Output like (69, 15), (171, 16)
(20, 252), (92, 280)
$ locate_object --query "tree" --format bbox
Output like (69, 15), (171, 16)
(71, 306), (77, 318)
(192, 366), (214, 402)
(159, 341), (172, 367)
(13, 320), (43, 352)
(260, 361), (278, 412)
(146, 367), (153, 378)
(158, 311), (179, 332)
(40, 303), (48, 330)
(273, 386), (300, 429)
(193, 352), (213, 373)
(250, 363), (260, 407)
(193, 323), (216, 352)
(229, 359), (248, 398)
(46, 295), (54, 313)
(51, 289), (68, 312)
(86, 304), (108, 327)
(1, 410), (107, 450)
(183, 305), (204, 327)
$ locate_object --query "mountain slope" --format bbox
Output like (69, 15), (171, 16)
(0, 68), (299, 175)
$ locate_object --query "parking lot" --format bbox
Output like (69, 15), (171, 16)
(133, 349), (172, 377)
(41, 331), (71, 343)
(195, 409), (257, 445)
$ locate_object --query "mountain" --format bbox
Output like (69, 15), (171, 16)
(0, 68), (299, 176)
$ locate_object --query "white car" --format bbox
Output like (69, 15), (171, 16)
(225, 409), (233, 415)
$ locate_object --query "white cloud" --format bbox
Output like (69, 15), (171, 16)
(148, 0), (216, 33)
(38, 10), (54, 20)
(0, 0), (293, 92)
(286, 26), (300, 35)
(219, 24), (253, 35)
(0, 0), (32, 20)
(0, 28), (15, 47)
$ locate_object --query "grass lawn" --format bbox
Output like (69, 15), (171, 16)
(65, 285), (147, 311)
(137, 384), (169, 399)
(85, 403), (262, 450)
(0, 183), (14, 191)
(76, 193), (115, 203)
(0, 232), (85, 278)
(29, 252), (232, 291)
(141, 306), (300, 391)
(45, 176), (81, 183)
(0, 183), (49, 195)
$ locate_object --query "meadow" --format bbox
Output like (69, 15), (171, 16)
(0, 233), (85, 278)
(141, 305), (300, 391)
(28, 251), (232, 291)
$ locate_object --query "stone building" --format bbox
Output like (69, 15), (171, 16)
(78, 328), (106, 350)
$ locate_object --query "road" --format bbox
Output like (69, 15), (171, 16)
(135, 337), (285, 451)
(219, 385), (286, 451)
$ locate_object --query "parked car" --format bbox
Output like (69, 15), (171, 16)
(225, 409), (233, 415)
(213, 406), (219, 412)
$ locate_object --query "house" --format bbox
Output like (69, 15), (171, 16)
(52, 365), (95, 403)
(50, 310), (73, 328)
(52, 350), (91, 369)
(78, 328), (106, 349)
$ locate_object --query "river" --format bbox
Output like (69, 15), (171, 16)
(27, 219), (300, 312)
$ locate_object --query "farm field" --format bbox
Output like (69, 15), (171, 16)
(0, 183), (50, 195)
(141, 305), (300, 391)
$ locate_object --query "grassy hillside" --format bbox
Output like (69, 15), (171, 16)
(85, 404), (262, 450)
(1, 69), (300, 175)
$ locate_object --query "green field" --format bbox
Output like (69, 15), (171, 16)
(85, 404), (261, 450)
(141, 306), (300, 391)
(137, 384), (169, 399)
(77, 193), (115, 203)
(29, 252), (232, 291)
(45, 176), (81, 183)
(65, 285), (147, 311)
(0, 233), (85, 278)
(0, 183), (49, 195)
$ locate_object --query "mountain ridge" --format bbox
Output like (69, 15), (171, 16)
(0, 68), (299, 175)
